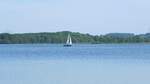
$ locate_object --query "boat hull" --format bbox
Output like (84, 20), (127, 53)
(64, 44), (72, 47)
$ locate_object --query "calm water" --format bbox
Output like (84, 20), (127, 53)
(0, 44), (150, 84)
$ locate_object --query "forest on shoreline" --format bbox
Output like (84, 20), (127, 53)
(0, 31), (150, 44)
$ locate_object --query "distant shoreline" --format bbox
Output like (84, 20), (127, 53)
(0, 43), (150, 45)
(0, 31), (150, 44)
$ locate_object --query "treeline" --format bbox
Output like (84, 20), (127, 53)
(0, 31), (150, 44)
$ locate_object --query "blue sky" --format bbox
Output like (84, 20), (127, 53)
(0, 0), (150, 34)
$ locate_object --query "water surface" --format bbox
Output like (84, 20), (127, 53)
(0, 44), (150, 84)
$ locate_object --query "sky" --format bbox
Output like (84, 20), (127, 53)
(0, 0), (150, 35)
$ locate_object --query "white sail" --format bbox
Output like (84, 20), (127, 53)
(66, 34), (72, 45)
(69, 35), (72, 45)
(66, 34), (70, 44)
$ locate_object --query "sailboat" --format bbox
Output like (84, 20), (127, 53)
(64, 34), (72, 47)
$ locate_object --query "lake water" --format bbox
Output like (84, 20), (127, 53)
(0, 44), (150, 84)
